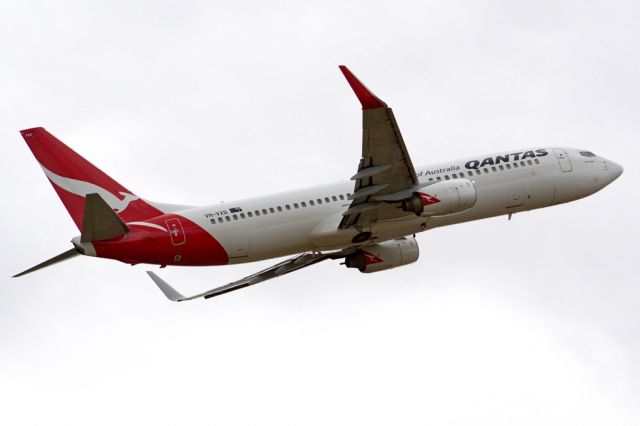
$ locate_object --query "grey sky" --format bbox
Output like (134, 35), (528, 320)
(1, 1), (639, 424)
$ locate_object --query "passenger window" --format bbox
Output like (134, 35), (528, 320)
(491, 166), (497, 172)
(309, 200), (315, 206)
(262, 209), (267, 214)
(218, 217), (223, 223)
(285, 204), (291, 210)
(347, 193), (352, 198)
(520, 161), (526, 167)
(325, 197), (330, 203)
(277, 206), (283, 212)
(225, 216), (231, 222)
(339, 195), (345, 200)
(232, 214), (238, 220)
(499, 165), (504, 171)
(301, 202), (307, 207)
(527, 160), (533, 165)
(437, 176), (442, 181)
(331, 196), (337, 201)
(255, 210), (260, 216)
(444, 175), (450, 180)
(210, 218), (216, 224)
(484, 168), (489, 173)
(452, 173), (458, 178)
(475, 169), (481, 175)
(247, 211), (253, 218)
(240, 213), (246, 219)
(506, 164), (512, 169)
(468, 171), (474, 177)
(317, 198), (322, 204)
(534, 159), (540, 164)
(428, 177), (433, 181)
(294, 203), (299, 209)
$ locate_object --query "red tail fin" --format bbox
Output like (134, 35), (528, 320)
(21, 127), (163, 230)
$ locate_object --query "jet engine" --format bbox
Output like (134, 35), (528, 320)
(345, 236), (419, 273)
(400, 178), (477, 216)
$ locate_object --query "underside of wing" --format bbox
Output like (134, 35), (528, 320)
(147, 251), (348, 301)
(338, 66), (420, 230)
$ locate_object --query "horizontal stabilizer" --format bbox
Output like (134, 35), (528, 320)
(13, 247), (80, 277)
(81, 193), (130, 242)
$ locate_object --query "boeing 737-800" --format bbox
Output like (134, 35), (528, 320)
(14, 66), (623, 300)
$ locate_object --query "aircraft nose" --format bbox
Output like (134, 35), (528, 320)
(602, 159), (623, 186)
(608, 161), (623, 180)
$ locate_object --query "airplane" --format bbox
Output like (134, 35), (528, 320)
(13, 66), (623, 301)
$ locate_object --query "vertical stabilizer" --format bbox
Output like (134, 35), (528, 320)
(20, 127), (163, 230)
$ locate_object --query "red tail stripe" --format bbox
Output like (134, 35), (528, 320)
(20, 127), (163, 229)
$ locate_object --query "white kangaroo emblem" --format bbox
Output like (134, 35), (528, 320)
(41, 165), (139, 213)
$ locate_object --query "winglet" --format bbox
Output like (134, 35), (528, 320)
(147, 271), (185, 302)
(339, 65), (387, 109)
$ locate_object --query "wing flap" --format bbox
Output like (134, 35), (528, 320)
(350, 164), (392, 180)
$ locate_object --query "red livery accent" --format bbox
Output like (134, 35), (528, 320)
(20, 127), (228, 268)
(165, 218), (186, 246)
(339, 66), (387, 110)
(361, 250), (384, 265)
(20, 127), (163, 230)
(93, 215), (229, 266)
(418, 192), (440, 206)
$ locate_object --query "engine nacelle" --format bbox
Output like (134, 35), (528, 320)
(400, 178), (476, 216)
(401, 193), (425, 215)
(345, 236), (419, 273)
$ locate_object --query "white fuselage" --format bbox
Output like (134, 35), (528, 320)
(178, 147), (622, 264)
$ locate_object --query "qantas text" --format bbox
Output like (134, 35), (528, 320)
(464, 149), (548, 169)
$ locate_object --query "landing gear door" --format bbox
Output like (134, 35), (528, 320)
(553, 148), (572, 172)
(505, 185), (525, 208)
(165, 218), (186, 246)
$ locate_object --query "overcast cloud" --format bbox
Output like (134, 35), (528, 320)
(1, 1), (639, 425)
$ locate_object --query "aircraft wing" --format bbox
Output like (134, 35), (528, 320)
(147, 252), (341, 301)
(338, 66), (420, 230)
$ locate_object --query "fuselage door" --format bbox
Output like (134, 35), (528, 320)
(165, 218), (186, 246)
(553, 148), (572, 172)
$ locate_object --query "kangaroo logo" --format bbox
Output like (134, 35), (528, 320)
(41, 165), (139, 213)
(361, 250), (383, 265)
(418, 192), (440, 206)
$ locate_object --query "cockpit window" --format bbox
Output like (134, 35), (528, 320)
(580, 151), (596, 158)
